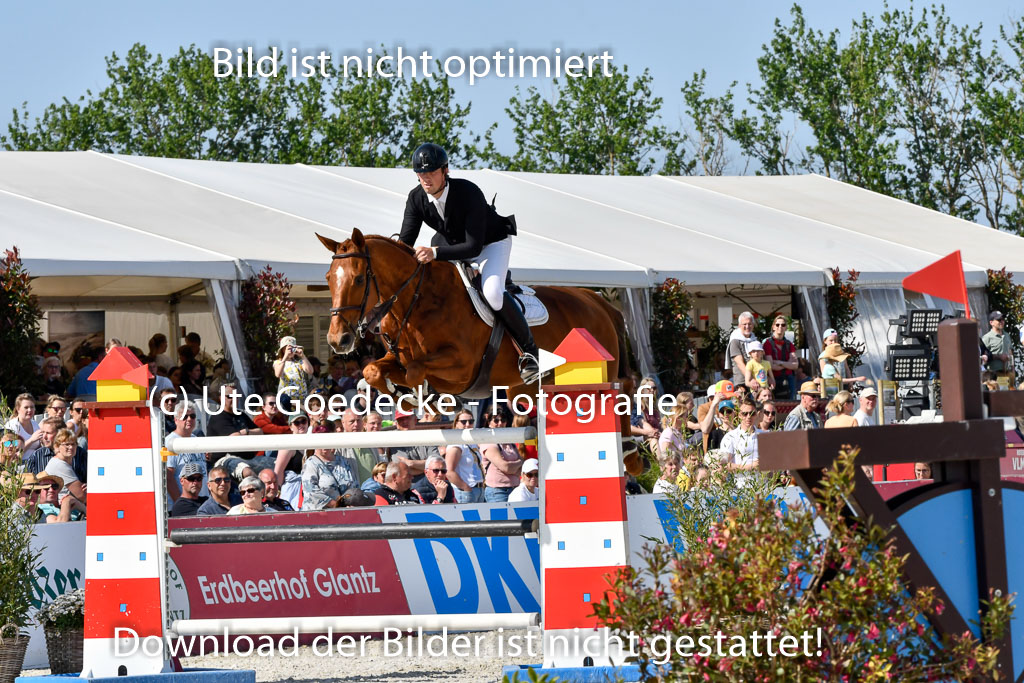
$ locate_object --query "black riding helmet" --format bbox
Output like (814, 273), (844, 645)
(412, 143), (448, 173)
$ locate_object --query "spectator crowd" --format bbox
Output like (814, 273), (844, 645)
(6, 310), (1018, 522)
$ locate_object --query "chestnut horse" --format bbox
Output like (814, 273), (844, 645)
(317, 229), (631, 397)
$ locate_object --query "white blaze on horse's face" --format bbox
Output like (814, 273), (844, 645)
(326, 249), (356, 354)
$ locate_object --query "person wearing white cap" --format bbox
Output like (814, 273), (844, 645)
(507, 459), (539, 502)
(273, 335), (314, 410)
(853, 387), (878, 427)
(744, 340), (775, 392)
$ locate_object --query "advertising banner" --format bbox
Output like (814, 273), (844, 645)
(25, 521), (87, 669)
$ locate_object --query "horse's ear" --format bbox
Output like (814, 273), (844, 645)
(351, 228), (365, 249)
(316, 232), (341, 254)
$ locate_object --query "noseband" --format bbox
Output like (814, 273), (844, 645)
(329, 244), (426, 364)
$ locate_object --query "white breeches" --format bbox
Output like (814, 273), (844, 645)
(474, 238), (512, 310)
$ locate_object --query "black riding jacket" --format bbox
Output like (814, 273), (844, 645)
(399, 178), (515, 261)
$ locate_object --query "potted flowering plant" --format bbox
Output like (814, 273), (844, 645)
(0, 459), (41, 683)
(35, 588), (85, 674)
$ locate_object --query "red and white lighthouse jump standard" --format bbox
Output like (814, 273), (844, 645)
(539, 329), (631, 668)
(82, 347), (170, 677)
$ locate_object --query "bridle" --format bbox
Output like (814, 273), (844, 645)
(329, 241), (426, 366)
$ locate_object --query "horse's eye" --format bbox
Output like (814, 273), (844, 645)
(354, 275), (365, 285)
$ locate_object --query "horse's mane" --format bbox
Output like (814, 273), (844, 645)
(363, 234), (416, 258)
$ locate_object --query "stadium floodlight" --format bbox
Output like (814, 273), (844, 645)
(905, 309), (942, 337)
(886, 344), (932, 381)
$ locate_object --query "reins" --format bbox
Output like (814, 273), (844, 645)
(329, 240), (426, 370)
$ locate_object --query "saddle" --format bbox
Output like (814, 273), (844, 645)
(454, 262), (549, 398)
(454, 262), (548, 327)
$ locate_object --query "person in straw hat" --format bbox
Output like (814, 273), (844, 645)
(819, 342), (867, 387)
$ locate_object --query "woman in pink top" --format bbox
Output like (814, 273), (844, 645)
(479, 408), (523, 503)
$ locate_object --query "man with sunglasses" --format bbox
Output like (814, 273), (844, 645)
(507, 458), (539, 502)
(35, 472), (83, 523)
(412, 455), (454, 504)
(197, 467), (241, 516)
(170, 463), (208, 517)
(719, 397), (766, 478)
(164, 400), (208, 503)
(9, 472), (46, 524)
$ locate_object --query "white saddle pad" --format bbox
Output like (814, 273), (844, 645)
(455, 262), (549, 327)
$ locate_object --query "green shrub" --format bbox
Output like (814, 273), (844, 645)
(593, 448), (1013, 681)
(0, 247), (43, 402)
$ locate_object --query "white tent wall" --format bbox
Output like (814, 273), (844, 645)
(8, 153), (1024, 394)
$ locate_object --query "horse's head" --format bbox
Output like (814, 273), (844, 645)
(318, 228), (374, 354)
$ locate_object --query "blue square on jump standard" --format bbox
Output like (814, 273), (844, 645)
(580, 496), (587, 505)
(604, 539), (612, 548)
(136, 467), (142, 475)
(583, 593), (591, 602)
(558, 541), (565, 550)
(556, 452), (565, 462)
(139, 552), (146, 561)
(115, 424), (122, 433)
(98, 467), (105, 476)
(96, 553), (103, 562)
(598, 450), (606, 460)
(117, 510), (124, 519)
(119, 603), (127, 612)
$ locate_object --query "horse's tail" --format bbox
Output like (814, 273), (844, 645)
(611, 302), (634, 392)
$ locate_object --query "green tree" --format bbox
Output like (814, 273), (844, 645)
(479, 61), (680, 175)
(0, 248), (42, 401)
(2, 44), (477, 168)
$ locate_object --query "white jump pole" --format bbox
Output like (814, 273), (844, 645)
(167, 427), (536, 455)
(170, 612), (541, 637)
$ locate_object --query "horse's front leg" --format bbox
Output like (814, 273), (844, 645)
(362, 353), (405, 394)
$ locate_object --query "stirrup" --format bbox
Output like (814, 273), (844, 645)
(518, 353), (540, 384)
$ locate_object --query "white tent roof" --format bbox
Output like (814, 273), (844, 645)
(1, 151), (1019, 297)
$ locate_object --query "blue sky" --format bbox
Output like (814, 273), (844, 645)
(3, 1), (1021, 160)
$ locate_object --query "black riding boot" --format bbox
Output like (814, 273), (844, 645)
(495, 292), (540, 384)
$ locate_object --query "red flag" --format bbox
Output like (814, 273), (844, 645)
(902, 251), (970, 319)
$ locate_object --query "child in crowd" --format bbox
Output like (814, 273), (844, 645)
(744, 341), (775, 392)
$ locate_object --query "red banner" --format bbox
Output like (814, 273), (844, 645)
(169, 509), (409, 621)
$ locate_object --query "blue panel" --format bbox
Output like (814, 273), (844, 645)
(898, 489), (980, 638)
(604, 539), (612, 548)
(579, 496), (587, 505)
(115, 424), (122, 433)
(139, 552), (146, 561)
(136, 467), (143, 475)
(117, 510), (124, 519)
(558, 541), (565, 551)
(17, 670), (257, 683)
(556, 452), (564, 462)
(98, 467), (105, 476)
(119, 603), (127, 612)
(96, 553), (103, 561)
(598, 450), (606, 460)
(583, 593), (591, 602)
(1004, 489), (1024, 680)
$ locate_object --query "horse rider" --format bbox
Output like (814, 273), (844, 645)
(399, 142), (540, 384)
